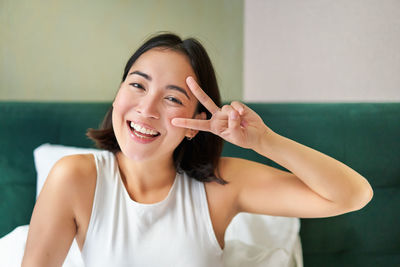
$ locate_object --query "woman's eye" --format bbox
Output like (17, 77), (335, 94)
(166, 96), (183, 105)
(129, 83), (144, 90)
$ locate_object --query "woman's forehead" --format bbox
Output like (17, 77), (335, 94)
(130, 48), (194, 76)
(125, 49), (201, 102)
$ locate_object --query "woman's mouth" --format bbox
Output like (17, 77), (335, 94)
(127, 121), (160, 140)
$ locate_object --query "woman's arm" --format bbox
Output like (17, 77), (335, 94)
(255, 130), (372, 211)
(22, 155), (85, 267)
(173, 76), (373, 218)
(218, 132), (373, 218)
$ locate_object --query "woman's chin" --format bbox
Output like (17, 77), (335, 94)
(120, 148), (169, 164)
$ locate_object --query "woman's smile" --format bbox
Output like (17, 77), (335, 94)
(127, 120), (161, 144)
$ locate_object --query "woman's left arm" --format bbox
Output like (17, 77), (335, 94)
(252, 129), (373, 212)
(172, 77), (373, 218)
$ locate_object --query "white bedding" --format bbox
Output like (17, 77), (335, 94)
(223, 213), (303, 267)
(0, 144), (303, 266)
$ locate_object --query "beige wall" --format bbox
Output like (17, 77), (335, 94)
(244, 0), (400, 102)
(0, 0), (243, 102)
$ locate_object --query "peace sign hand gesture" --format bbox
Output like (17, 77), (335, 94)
(172, 77), (273, 150)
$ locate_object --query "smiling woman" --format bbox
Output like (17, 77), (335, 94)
(21, 33), (373, 267)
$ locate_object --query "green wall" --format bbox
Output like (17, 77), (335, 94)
(0, 0), (243, 102)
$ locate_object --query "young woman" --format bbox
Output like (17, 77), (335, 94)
(22, 33), (373, 267)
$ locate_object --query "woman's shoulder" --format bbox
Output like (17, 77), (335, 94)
(46, 153), (97, 202)
(217, 156), (254, 182)
(52, 153), (97, 180)
(212, 156), (271, 205)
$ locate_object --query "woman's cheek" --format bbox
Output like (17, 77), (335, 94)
(113, 89), (136, 114)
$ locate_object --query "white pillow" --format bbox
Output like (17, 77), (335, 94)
(33, 143), (100, 199)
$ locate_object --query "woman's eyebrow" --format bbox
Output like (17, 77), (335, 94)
(167, 85), (190, 100)
(129, 70), (190, 100)
(129, 70), (151, 81)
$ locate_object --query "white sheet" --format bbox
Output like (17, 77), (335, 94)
(223, 213), (303, 267)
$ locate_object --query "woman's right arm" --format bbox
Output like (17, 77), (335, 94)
(22, 155), (84, 267)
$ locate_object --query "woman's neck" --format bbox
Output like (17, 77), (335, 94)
(115, 151), (177, 202)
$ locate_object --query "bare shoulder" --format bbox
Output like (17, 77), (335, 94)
(40, 153), (97, 202)
(55, 153), (97, 186)
(35, 153), (97, 223)
(49, 153), (96, 180)
(205, 157), (258, 213)
(204, 157), (257, 215)
(45, 153), (97, 216)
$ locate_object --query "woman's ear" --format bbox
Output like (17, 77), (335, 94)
(185, 112), (207, 139)
(195, 111), (207, 120)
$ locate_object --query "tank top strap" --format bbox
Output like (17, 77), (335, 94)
(82, 150), (119, 254)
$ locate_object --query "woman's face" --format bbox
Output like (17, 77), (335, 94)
(112, 48), (203, 162)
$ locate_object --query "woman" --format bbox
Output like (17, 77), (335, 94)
(22, 33), (373, 267)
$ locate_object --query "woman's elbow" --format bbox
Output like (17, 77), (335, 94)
(348, 180), (374, 212)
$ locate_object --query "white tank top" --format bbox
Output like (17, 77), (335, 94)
(81, 150), (224, 267)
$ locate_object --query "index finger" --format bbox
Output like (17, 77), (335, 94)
(187, 76), (220, 114)
(171, 117), (211, 132)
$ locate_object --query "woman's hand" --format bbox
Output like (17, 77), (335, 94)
(171, 76), (273, 150)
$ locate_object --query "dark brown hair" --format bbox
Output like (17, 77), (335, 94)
(87, 33), (227, 184)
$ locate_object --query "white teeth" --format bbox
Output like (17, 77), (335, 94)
(130, 122), (159, 136)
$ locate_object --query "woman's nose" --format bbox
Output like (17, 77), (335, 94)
(135, 94), (160, 119)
